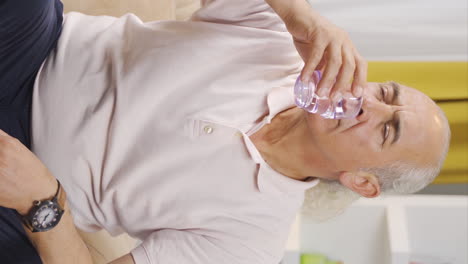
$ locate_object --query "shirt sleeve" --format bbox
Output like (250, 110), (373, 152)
(190, 0), (287, 32)
(131, 229), (271, 264)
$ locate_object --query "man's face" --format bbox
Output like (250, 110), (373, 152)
(305, 82), (446, 173)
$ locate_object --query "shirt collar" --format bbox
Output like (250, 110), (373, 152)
(243, 86), (320, 195)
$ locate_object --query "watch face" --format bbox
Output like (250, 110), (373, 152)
(31, 201), (62, 231)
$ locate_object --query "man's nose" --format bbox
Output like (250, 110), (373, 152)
(357, 96), (393, 122)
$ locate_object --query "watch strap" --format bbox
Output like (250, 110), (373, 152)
(53, 180), (67, 211)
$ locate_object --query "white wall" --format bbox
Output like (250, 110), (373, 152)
(308, 0), (468, 61)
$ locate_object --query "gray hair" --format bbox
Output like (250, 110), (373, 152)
(301, 105), (451, 221)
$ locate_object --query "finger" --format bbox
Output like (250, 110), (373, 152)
(315, 52), (327, 72)
(293, 40), (311, 65)
(331, 45), (356, 97)
(300, 43), (327, 84)
(317, 44), (342, 97)
(351, 53), (368, 97)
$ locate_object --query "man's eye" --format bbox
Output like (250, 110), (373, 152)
(380, 86), (388, 102)
(382, 123), (390, 144)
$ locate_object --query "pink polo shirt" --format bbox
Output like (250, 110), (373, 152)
(31, 0), (319, 263)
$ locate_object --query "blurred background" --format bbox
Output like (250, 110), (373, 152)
(60, 0), (195, 21)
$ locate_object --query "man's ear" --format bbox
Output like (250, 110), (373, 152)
(338, 171), (381, 198)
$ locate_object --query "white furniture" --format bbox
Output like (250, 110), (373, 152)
(283, 195), (468, 264)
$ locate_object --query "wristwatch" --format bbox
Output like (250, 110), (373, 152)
(19, 179), (66, 232)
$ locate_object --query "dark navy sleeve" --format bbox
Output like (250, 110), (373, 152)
(0, 0), (63, 148)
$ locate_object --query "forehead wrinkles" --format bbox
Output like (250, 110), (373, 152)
(379, 84), (441, 166)
(398, 99), (442, 166)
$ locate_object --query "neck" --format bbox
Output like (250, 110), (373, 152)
(250, 107), (337, 181)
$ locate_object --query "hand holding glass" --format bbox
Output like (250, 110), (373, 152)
(294, 71), (363, 119)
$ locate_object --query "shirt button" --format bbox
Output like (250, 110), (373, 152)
(203, 126), (214, 134)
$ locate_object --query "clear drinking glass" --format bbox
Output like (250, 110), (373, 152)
(294, 71), (363, 119)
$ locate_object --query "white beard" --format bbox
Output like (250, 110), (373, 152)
(300, 180), (361, 222)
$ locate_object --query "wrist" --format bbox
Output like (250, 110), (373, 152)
(265, 0), (298, 21)
(17, 178), (59, 216)
(18, 180), (67, 233)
